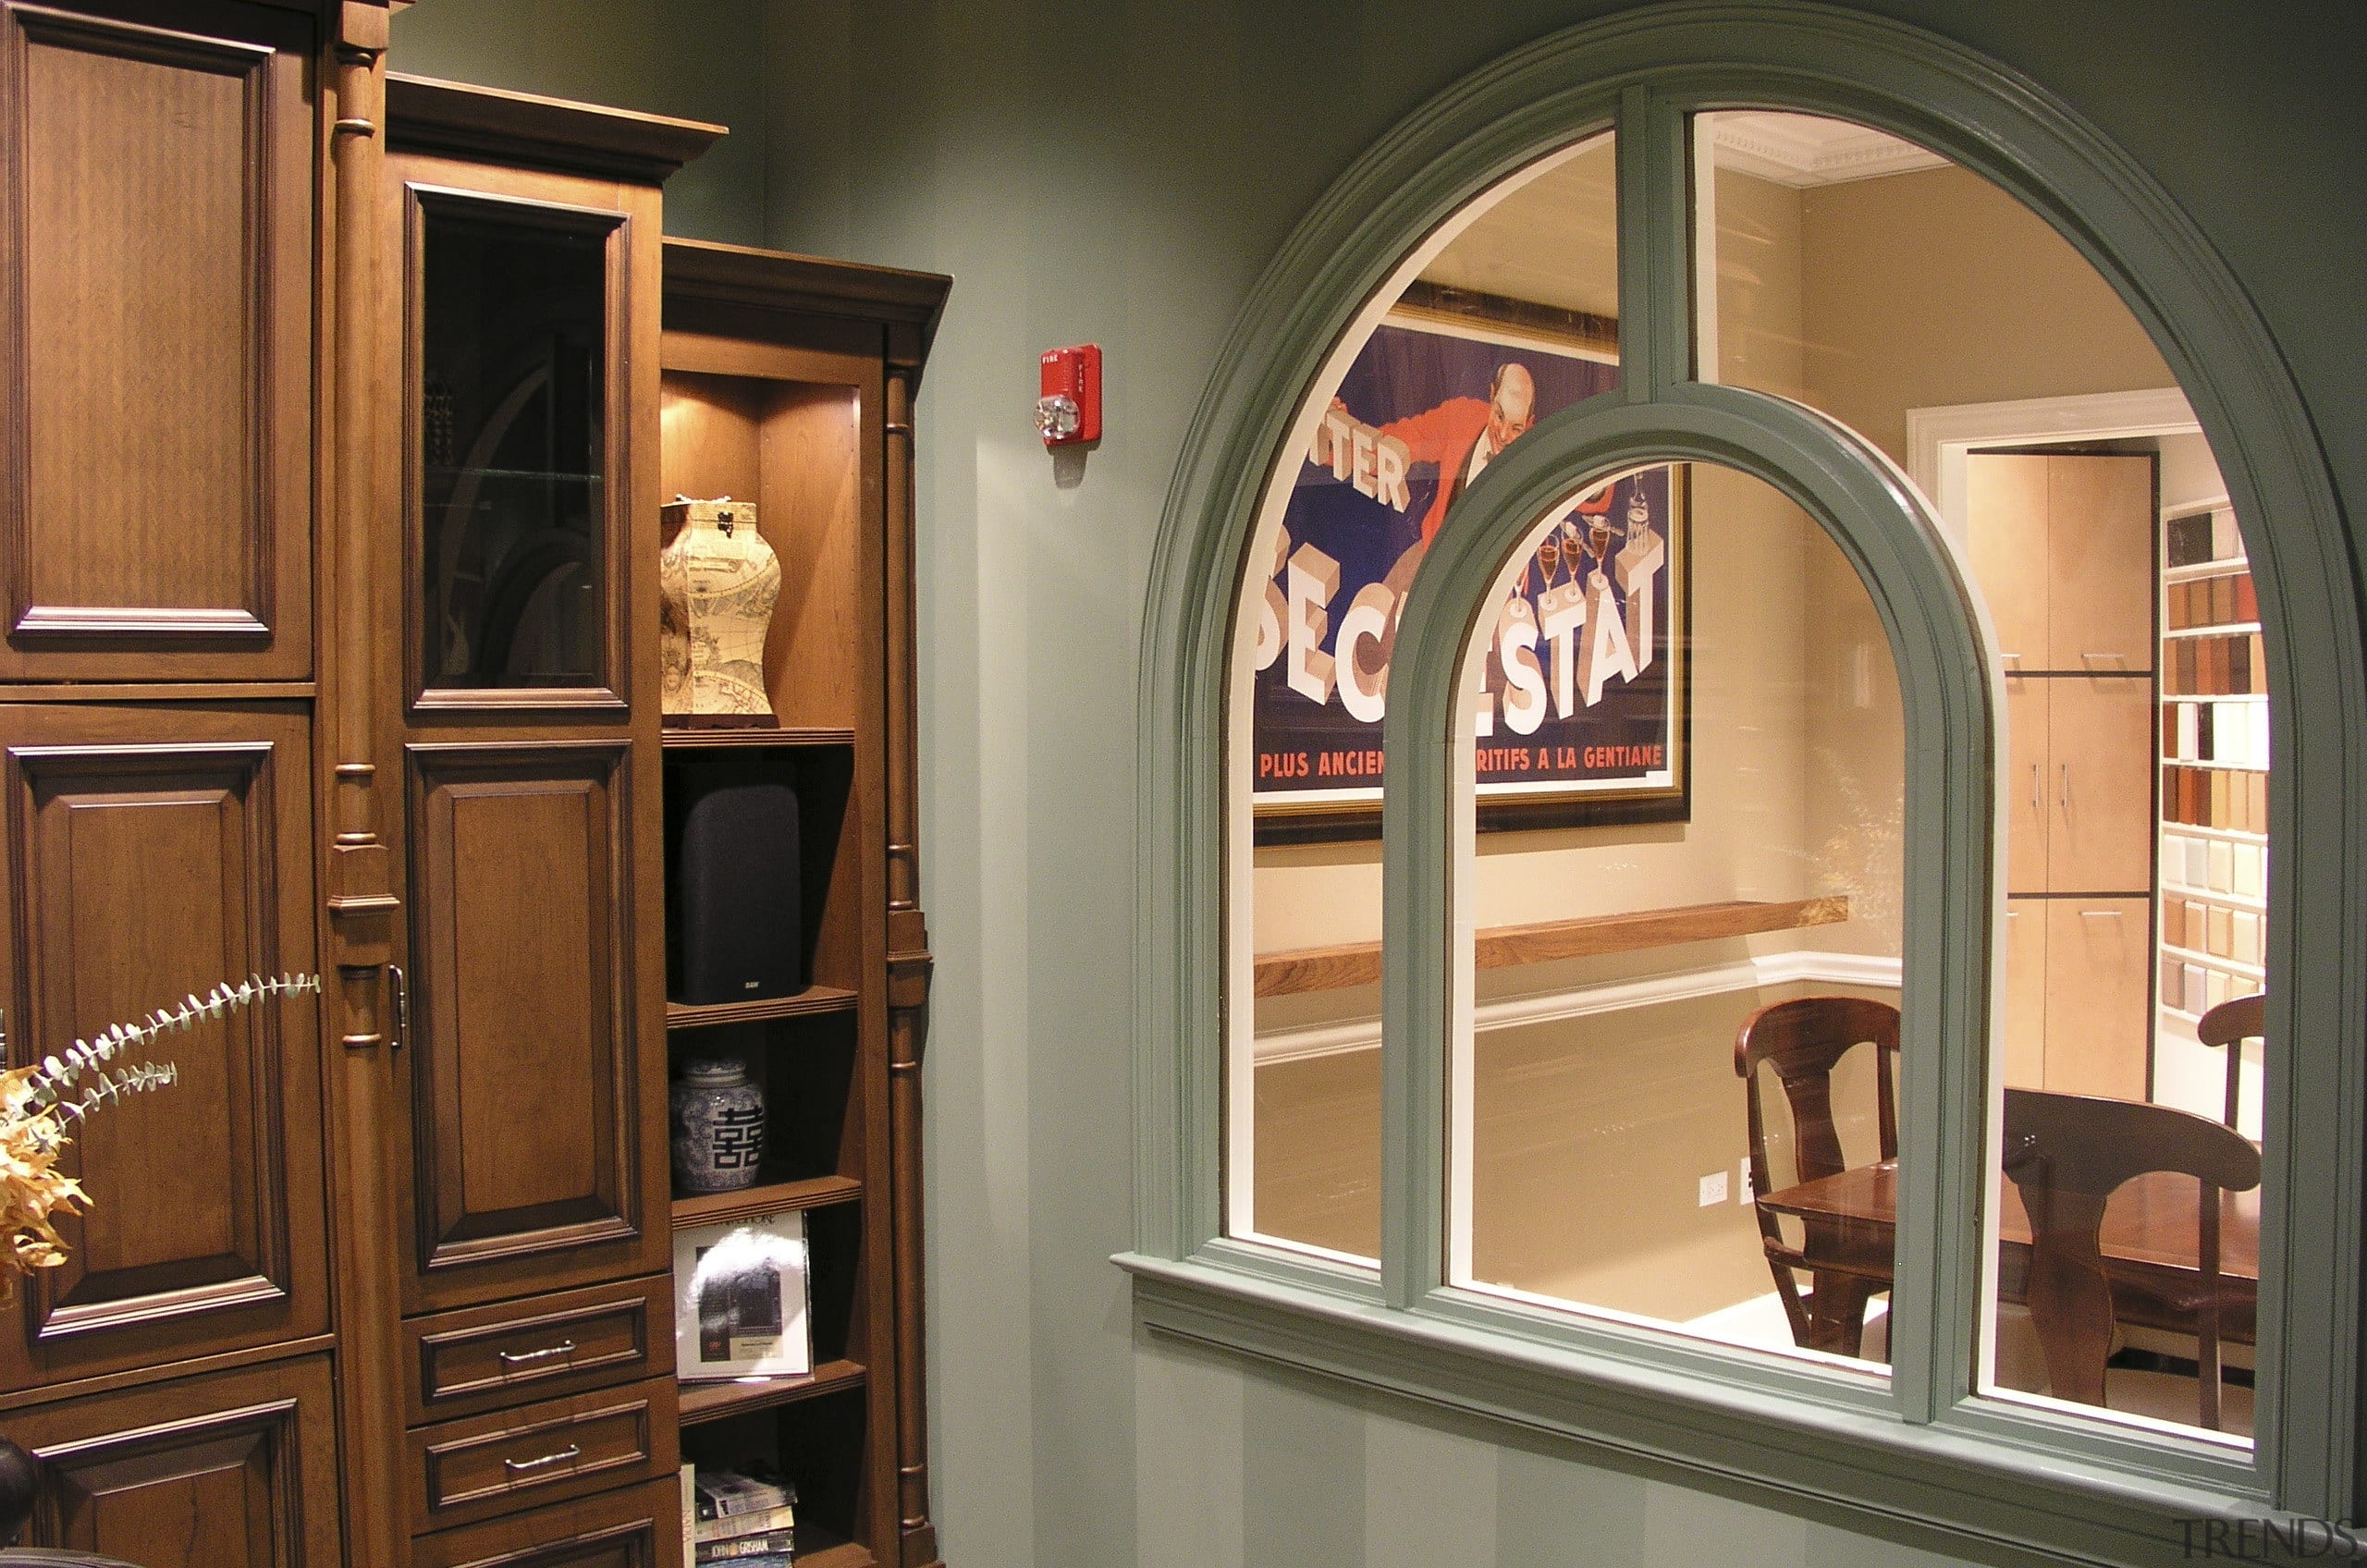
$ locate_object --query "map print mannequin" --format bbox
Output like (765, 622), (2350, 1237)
(660, 496), (781, 723)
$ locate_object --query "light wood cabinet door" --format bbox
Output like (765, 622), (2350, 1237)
(2003, 677), (2049, 895)
(2045, 454), (2155, 674)
(0, 1), (313, 680)
(1964, 452), (2051, 673)
(2000, 898), (2047, 1090)
(2043, 897), (2152, 1099)
(4, 1354), (341, 1568)
(0, 704), (326, 1390)
(2046, 677), (2154, 894)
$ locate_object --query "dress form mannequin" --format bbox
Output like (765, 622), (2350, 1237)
(659, 496), (780, 724)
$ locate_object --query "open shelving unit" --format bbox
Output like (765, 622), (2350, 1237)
(654, 239), (949, 1567)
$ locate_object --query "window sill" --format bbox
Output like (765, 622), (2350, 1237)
(1117, 1248), (2277, 1568)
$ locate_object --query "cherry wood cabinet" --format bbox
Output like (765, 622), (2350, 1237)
(0, 10), (947, 1566)
(0, 0), (314, 682)
(3, 1354), (342, 1568)
(0, 702), (327, 1392)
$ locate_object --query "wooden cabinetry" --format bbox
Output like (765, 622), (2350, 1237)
(1968, 452), (2156, 1097)
(0, 11), (949, 1567)
(0, 0), (315, 682)
(2, 1354), (343, 1568)
(654, 239), (949, 1568)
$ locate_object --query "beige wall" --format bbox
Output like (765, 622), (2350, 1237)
(1798, 165), (2173, 465)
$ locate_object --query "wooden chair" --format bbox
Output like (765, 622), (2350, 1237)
(1735, 997), (1901, 1357)
(1999, 1088), (2261, 1430)
(2195, 992), (2264, 1133)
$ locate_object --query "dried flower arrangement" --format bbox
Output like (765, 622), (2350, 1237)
(0, 973), (320, 1300)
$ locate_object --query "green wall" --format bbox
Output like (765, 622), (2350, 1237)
(392, 0), (768, 245)
(390, 3), (2367, 1563)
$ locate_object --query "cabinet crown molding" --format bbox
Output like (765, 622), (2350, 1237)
(386, 72), (725, 185)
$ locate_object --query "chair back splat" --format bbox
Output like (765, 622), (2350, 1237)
(1734, 997), (1901, 1356)
(2000, 1087), (2262, 1427)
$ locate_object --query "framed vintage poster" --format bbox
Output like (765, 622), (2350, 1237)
(1247, 291), (1690, 841)
(673, 1211), (813, 1382)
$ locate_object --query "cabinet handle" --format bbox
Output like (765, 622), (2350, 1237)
(2080, 909), (2125, 918)
(497, 1339), (576, 1367)
(2059, 762), (2071, 811)
(2030, 763), (2040, 814)
(501, 1444), (581, 1476)
(2079, 650), (2126, 666)
(387, 964), (407, 1052)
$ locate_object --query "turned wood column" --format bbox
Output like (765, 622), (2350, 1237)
(883, 366), (941, 1568)
(323, 6), (405, 1564)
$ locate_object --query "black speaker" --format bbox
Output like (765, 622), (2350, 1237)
(673, 775), (803, 1004)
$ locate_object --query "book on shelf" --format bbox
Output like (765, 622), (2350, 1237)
(680, 1464), (697, 1562)
(673, 1210), (813, 1380)
(695, 1530), (795, 1562)
(692, 1465), (795, 1518)
(696, 1502), (796, 1543)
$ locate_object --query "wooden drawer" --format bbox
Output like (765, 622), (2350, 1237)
(411, 1472), (682, 1568)
(407, 1275), (673, 1427)
(409, 1374), (679, 1536)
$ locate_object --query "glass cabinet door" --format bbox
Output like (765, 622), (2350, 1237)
(414, 193), (621, 695)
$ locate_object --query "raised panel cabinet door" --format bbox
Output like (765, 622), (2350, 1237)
(2046, 676), (2155, 894)
(408, 1474), (682, 1568)
(3, 1354), (340, 1568)
(0, 704), (326, 1391)
(2042, 897), (2152, 1100)
(0, 2), (313, 679)
(2044, 453), (2156, 675)
(1964, 452), (2051, 675)
(2003, 676), (2049, 895)
(401, 741), (667, 1310)
(2001, 898), (2047, 1090)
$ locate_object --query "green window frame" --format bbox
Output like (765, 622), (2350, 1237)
(1122, 6), (2364, 1562)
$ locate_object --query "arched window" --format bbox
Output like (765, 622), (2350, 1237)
(1127, 10), (2362, 1552)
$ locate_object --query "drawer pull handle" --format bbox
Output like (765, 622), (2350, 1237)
(497, 1340), (577, 1367)
(502, 1444), (582, 1476)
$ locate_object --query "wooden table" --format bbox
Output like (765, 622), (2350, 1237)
(1758, 1159), (2259, 1340)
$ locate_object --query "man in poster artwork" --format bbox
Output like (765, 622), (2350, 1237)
(1379, 361), (1538, 545)
(1331, 361), (1538, 681)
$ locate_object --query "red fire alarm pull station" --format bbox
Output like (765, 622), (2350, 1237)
(1036, 344), (1101, 446)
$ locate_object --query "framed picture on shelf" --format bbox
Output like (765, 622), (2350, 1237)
(1246, 285), (1691, 841)
(673, 1211), (812, 1381)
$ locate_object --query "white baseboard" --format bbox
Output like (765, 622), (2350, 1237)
(1253, 949), (1904, 1065)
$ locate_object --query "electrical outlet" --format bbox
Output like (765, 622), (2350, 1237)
(1738, 1157), (1753, 1202)
(1698, 1170), (1728, 1207)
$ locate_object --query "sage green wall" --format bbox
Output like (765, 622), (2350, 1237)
(389, 0), (768, 246)
(388, 3), (2367, 1563)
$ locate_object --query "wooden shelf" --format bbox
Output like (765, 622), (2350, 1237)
(677, 1359), (867, 1426)
(661, 725), (855, 751)
(789, 1533), (873, 1568)
(666, 986), (858, 1030)
(1253, 896), (1848, 998)
(672, 1175), (861, 1229)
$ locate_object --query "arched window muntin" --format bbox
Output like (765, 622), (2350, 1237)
(1130, 7), (2362, 1537)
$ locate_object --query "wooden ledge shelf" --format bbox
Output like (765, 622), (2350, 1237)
(678, 1359), (867, 1426)
(790, 1535), (873, 1568)
(1253, 896), (1850, 998)
(666, 986), (858, 1029)
(672, 1175), (862, 1229)
(661, 725), (856, 751)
